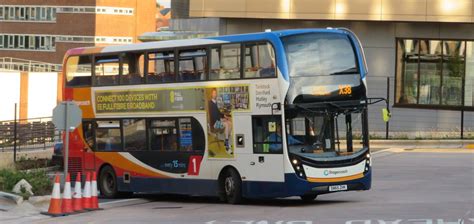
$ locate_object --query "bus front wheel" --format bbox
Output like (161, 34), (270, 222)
(222, 169), (243, 204)
(99, 165), (119, 198)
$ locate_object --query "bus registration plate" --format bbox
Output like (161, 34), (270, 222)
(329, 185), (347, 192)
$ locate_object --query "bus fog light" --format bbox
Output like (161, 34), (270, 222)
(366, 160), (370, 164)
(292, 159), (298, 165)
(365, 167), (369, 171)
(296, 166), (300, 170)
(299, 173), (303, 177)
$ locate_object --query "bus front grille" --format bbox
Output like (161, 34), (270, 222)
(68, 157), (82, 182)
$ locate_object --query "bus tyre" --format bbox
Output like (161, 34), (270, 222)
(99, 166), (119, 198)
(300, 194), (317, 202)
(223, 169), (242, 204)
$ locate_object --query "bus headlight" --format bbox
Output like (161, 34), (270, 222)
(292, 159), (298, 165)
(366, 153), (371, 159)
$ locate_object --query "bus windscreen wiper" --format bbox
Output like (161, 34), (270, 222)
(330, 67), (358, 75)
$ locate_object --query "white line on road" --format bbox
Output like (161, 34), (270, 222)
(372, 148), (393, 155)
(99, 198), (142, 205)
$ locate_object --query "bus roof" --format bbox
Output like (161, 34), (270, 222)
(64, 28), (351, 57)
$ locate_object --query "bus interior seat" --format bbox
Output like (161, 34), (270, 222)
(162, 72), (176, 82)
(259, 67), (276, 77)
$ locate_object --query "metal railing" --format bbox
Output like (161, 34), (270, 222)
(0, 116), (61, 154)
(0, 57), (62, 72)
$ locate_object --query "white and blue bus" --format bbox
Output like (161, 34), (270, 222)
(64, 28), (372, 204)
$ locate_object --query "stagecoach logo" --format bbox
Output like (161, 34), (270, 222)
(324, 169), (348, 176)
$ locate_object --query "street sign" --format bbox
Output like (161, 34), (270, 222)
(52, 101), (82, 131)
(52, 101), (82, 183)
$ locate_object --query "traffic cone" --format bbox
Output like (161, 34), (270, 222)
(83, 172), (93, 210)
(90, 171), (101, 210)
(72, 172), (85, 212)
(61, 173), (74, 214)
(41, 173), (65, 217)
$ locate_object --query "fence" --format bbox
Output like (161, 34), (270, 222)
(0, 57), (62, 72)
(0, 116), (61, 159)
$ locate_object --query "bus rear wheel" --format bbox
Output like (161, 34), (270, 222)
(300, 194), (317, 202)
(222, 169), (243, 204)
(99, 165), (119, 198)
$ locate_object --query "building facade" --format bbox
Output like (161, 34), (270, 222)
(0, 0), (156, 65)
(179, 0), (474, 138)
(0, 0), (156, 121)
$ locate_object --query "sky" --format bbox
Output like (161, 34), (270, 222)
(157, 0), (171, 8)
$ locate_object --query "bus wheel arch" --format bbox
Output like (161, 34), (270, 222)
(218, 166), (243, 204)
(98, 164), (120, 198)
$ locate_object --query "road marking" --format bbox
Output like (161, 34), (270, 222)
(372, 148), (395, 155)
(99, 198), (142, 205)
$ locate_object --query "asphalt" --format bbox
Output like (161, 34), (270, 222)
(1, 147), (470, 224)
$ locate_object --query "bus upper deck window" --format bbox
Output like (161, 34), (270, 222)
(244, 43), (276, 78)
(178, 49), (207, 81)
(120, 53), (145, 85)
(147, 52), (175, 83)
(210, 44), (241, 80)
(66, 56), (92, 87)
(95, 55), (119, 86)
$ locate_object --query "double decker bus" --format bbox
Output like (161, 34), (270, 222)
(63, 28), (373, 204)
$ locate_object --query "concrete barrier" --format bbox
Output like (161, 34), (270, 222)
(0, 148), (53, 169)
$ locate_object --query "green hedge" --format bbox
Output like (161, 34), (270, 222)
(0, 169), (52, 199)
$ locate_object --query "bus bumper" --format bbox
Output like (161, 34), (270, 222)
(242, 169), (371, 198)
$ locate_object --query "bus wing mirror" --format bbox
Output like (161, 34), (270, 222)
(382, 108), (391, 122)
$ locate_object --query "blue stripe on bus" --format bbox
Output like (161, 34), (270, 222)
(116, 169), (371, 199)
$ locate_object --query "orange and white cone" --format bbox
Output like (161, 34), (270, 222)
(83, 172), (93, 210)
(90, 171), (101, 210)
(41, 173), (65, 217)
(72, 172), (85, 212)
(61, 173), (74, 214)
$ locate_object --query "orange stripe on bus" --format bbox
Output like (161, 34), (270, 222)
(306, 173), (364, 183)
(95, 152), (170, 178)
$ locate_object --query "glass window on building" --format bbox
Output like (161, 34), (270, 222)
(395, 39), (419, 104)
(466, 42), (474, 107)
(396, 38), (472, 109)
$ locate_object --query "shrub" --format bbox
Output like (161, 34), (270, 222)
(0, 168), (52, 199)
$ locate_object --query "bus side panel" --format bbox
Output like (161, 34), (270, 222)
(117, 177), (219, 196)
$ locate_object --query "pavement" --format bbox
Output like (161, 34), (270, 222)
(0, 147), (473, 224)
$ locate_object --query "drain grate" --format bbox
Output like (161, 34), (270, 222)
(152, 206), (182, 209)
